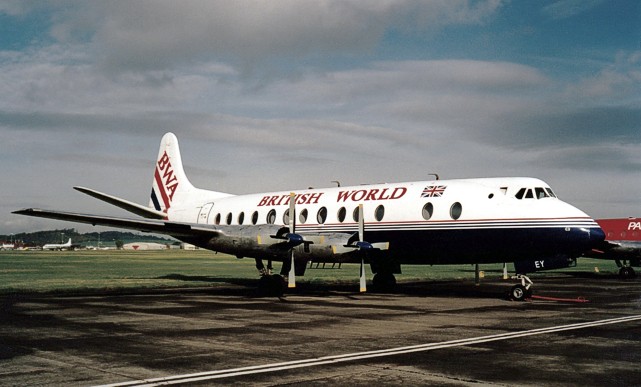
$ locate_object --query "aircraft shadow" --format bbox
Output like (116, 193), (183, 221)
(155, 274), (511, 300)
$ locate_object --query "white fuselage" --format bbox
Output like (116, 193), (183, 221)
(43, 238), (72, 251)
(165, 177), (602, 265)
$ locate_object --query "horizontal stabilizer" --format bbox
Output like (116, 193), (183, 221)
(74, 187), (168, 220)
(12, 208), (220, 239)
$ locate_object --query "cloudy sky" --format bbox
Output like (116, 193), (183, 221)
(1, 0), (640, 234)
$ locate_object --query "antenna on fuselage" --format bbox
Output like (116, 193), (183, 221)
(331, 180), (341, 187)
(428, 173), (440, 180)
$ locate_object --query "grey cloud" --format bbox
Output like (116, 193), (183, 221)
(533, 145), (641, 173)
(40, 1), (506, 75)
(0, 111), (177, 135)
(491, 105), (641, 148)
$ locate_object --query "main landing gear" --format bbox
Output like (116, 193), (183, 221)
(258, 274), (286, 297)
(619, 266), (636, 279)
(510, 274), (533, 301)
(372, 272), (396, 293)
(616, 260), (637, 279)
(256, 258), (286, 297)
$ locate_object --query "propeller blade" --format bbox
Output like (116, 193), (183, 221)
(358, 204), (366, 292)
(289, 192), (295, 234)
(360, 257), (367, 292)
(288, 250), (296, 288)
(358, 204), (364, 242)
(288, 192), (296, 288)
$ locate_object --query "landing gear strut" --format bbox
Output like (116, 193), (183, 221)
(510, 274), (533, 301)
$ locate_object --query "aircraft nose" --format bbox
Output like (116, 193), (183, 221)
(588, 225), (606, 249)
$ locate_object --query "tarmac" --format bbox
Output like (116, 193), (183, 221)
(1, 274), (640, 386)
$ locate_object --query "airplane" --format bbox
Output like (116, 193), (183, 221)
(42, 238), (72, 251)
(1, 243), (14, 250)
(13, 133), (606, 300)
(583, 218), (641, 279)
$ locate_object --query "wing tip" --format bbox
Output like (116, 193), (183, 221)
(12, 208), (35, 215)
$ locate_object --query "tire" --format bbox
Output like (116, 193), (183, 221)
(510, 284), (528, 301)
(619, 267), (634, 280)
(258, 275), (286, 297)
(372, 272), (396, 293)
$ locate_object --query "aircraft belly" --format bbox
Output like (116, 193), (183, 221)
(339, 226), (595, 265)
(193, 225), (598, 266)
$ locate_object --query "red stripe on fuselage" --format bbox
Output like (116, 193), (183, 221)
(154, 167), (171, 210)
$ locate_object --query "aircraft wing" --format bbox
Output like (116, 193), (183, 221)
(12, 208), (219, 239)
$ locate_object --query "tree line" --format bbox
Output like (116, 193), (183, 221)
(1, 228), (174, 246)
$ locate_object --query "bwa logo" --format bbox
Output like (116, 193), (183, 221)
(153, 151), (179, 211)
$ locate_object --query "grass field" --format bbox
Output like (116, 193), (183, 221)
(0, 249), (623, 295)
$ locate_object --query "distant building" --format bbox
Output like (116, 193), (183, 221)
(182, 243), (197, 250)
(123, 242), (166, 251)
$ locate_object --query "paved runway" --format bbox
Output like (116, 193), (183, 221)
(1, 275), (640, 386)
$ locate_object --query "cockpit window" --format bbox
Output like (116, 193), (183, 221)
(535, 187), (549, 199)
(517, 187), (556, 200)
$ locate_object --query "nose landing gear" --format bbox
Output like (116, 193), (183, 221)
(510, 274), (533, 301)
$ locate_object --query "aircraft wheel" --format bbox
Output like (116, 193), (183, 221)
(372, 272), (396, 293)
(619, 267), (636, 280)
(258, 275), (286, 297)
(510, 284), (529, 301)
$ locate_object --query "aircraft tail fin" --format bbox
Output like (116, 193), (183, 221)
(149, 133), (197, 213)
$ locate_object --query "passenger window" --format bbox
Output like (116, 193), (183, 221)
(251, 211), (259, 225)
(353, 207), (360, 222)
(450, 202), (462, 220)
(515, 188), (526, 199)
(215, 213), (221, 225)
(226, 212), (232, 225)
(238, 212), (245, 225)
(525, 189), (534, 199)
(375, 205), (384, 221)
(422, 202), (433, 220)
(283, 209), (290, 225)
(337, 207), (346, 223)
(299, 208), (308, 224)
(266, 209), (276, 224)
(317, 207), (328, 224)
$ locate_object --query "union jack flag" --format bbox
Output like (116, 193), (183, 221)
(421, 185), (447, 198)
